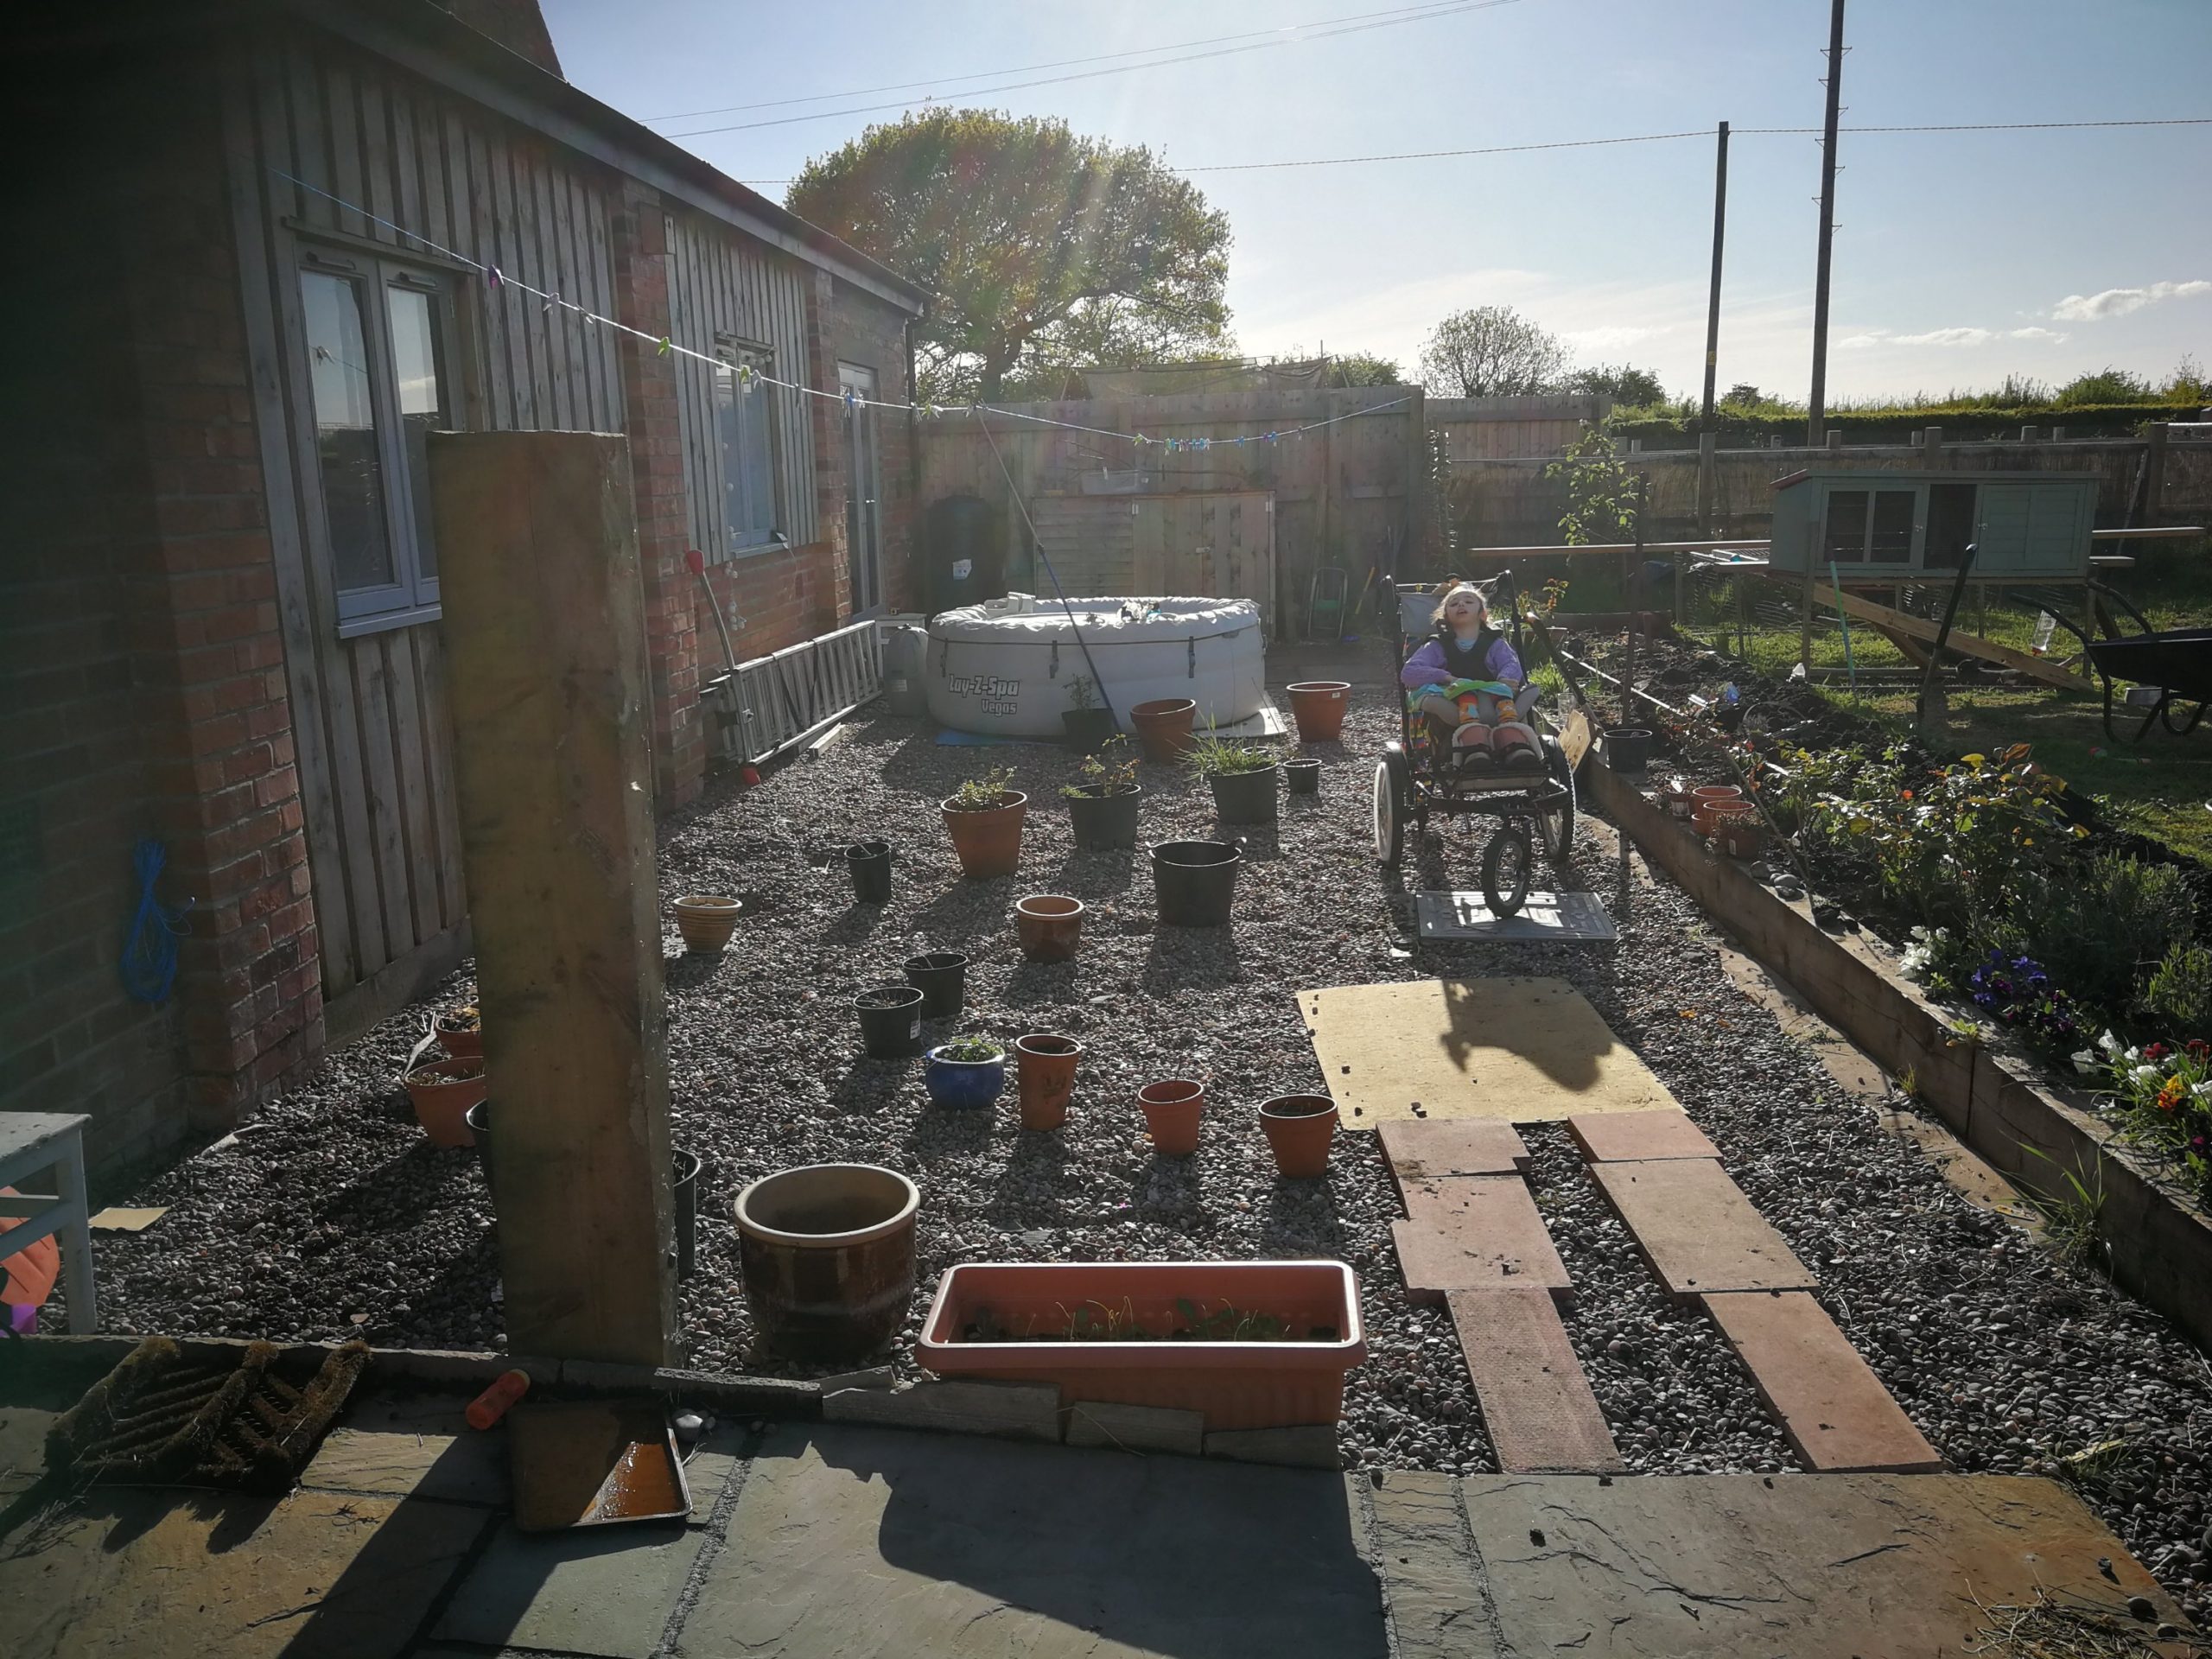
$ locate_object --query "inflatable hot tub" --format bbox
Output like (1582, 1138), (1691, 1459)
(925, 594), (1266, 740)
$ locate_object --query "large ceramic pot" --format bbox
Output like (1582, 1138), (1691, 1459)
(735, 1164), (920, 1362)
(942, 791), (1028, 879)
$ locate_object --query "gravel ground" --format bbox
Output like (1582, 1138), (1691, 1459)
(75, 679), (2212, 1623)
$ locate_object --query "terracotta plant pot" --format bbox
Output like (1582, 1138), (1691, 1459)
(1718, 814), (1764, 858)
(1137, 1078), (1205, 1155)
(1690, 787), (1745, 836)
(1014, 893), (1086, 962)
(673, 893), (742, 952)
(1659, 784), (1697, 820)
(1014, 1033), (1084, 1130)
(1286, 682), (1351, 743)
(1129, 697), (1198, 763)
(434, 1006), (482, 1062)
(1259, 1094), (1338, 1179)
(735, 1163), (919, 1362)
(916, 1260), (1367, 1430)
(404, 1057), (486, 1149)
(1700, 798), (1758, 838)
(942, 791), (1028, 880)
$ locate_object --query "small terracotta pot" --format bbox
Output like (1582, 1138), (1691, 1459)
(1129, 698), (1198, 763)
(1014, 893), (1086, 962)
(1014, 1033), (1084, 1130)
(1259, 1094), (1338, 1179)
(1700, 798), (1758, 837)
(942, 791), (1028, 879)
(1659, 785), (1697, 820)
(1137, 1078), (1205, 1156)
(1286, 682), (1351, 743)
(673, 894), (742, 952)
(405, 1058), (486, 1149)
(1718, 815), (1764, 858)
(435, 1007), (483, 1061)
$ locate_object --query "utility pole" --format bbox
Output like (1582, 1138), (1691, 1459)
(1807, 0), (1847, 446)
(1697, 120), (1729, 535)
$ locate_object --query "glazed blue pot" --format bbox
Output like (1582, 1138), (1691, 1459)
(924, 1046), (1006, 1111)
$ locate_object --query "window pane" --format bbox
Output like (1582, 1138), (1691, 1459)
(1870, 490), (1916, 563)
(743, 384), (776, 534)
(1822, 489), (1868, 563)
(302, 270), (393, 591)
(387, 284), (448, 581)
(715, 351), (778, 546)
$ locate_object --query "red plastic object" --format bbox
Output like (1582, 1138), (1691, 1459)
(917, 1260), (1365, 1430)
(683, 547), (706, 577)
(467, 1368), (532, 1430)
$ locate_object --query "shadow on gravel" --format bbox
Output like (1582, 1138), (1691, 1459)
(662, 951), (728, 994)
(820, 902), (887, 947)
(322, 1142), (480, 1227)
(1259, 1176), (1345, 1254)
(1141, 928), (1243, 991)
(905, 1105), (996, 1160)
(1049, 849), (1136, 893)
(907, 876), (1018, 944)
(1002, 958), (1082, 1007)
(828, 1058), (912, 1117)
(988, 1130), (1065, 1216)
(873, 728), (1062, 797)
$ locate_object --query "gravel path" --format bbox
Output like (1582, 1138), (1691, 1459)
(78, 683), (2212, 1624)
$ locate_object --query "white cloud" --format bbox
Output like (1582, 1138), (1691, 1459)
(1560, 324), (1669, 354)
(1891, 326), (1996, 346)
(2050, 279), (2211, 321)
(2009, 326), (2069, 343)
(1838, 330), (1889, 349)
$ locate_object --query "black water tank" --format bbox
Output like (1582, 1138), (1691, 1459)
(924, 494), (1005, 615)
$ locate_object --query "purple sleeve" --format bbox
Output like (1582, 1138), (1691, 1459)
(1486, 635), (1525, 685)
(1399, 639), (1447, 689)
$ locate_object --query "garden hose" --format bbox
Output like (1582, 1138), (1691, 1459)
(121, 838), (188, 1005)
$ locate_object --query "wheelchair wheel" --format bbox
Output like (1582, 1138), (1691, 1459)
(1374, 752), (1410, 867)
(1482, 823), (1534, 918)
(1535, 739), (1577, 867)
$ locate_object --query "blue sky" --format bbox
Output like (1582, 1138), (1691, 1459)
(543, 0), (2210, 404)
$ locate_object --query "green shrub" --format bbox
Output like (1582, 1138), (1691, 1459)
(2024, 855), (2193, 1012)
(2145, 942), (2212, 1038)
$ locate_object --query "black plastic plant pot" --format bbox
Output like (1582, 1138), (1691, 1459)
(1066, 785), (1142, 852)
(846, 839), (893, 904)
(1284, 758), (1321, 796)
(901, 951), (969, 1020)
(855, 984), (925, 1058)
(1603, 728), (1652, 772)
(1208, 765), (1281, 825)
(468, 1099), (704, 1281)
(1152, 839), (1243, 927)
(1062, 709), (1119, 754)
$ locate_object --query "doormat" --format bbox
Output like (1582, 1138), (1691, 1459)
(1298, 976), (1677, 1128)
(1415, 891), (1618, 942)
(1210, 694), (1287, 740)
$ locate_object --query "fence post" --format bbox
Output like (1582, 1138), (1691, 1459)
(429, 430), (677, 1366)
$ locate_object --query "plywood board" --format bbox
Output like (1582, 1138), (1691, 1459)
(1587, 1159), (1815, 1295)
(1701, 1291), (1942, 1473)
(1446, 1289), (1624, 1474)
(1391, 1178), (1571, 1300)
(1299, 976), (1676, 1127)
(1415, 891), (1618, 942)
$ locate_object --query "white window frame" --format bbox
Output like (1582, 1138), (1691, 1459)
(713, 340), (784, 557)
(296, 245), (458, 638)
(839, 359), (884, 616)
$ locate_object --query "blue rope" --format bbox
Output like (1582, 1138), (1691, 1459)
(121, 838), (187, 1005)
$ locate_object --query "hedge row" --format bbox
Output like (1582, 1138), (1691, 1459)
(1609, 401), (2202, 448)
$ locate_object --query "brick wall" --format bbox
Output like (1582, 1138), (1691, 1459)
(826, 274), (919, 614)
(3, 55), (321, 1175)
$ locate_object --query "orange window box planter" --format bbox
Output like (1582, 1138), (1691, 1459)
(915, 1260), (1365, 1432)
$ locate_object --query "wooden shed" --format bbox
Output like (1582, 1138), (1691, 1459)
(1769, 469), (2099, 581)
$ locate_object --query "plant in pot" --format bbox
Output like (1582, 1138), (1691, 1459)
(1061, 675), (1118, 754)
(1062, 736), (1142, 852)
(941, 766), (1027, 880)
(435, 1003), (482, 1062)
(1185, 731), (1280, 826)
(925, 1038), (1007, 1110)
(404, 1052), (487, 1148)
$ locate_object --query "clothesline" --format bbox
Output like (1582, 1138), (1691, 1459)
(270, 167), (1414, 451)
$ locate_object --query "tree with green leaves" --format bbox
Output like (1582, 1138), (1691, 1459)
(1417, 305), (1566, 397)
(789, 110), (1232, 401)
(1567, 364), (1667, 406)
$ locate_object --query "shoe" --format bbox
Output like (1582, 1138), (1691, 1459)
(1456, 746), (1497, 772)
(1500, 744), (1543, 772)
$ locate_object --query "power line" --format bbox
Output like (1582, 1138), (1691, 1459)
(660, 0), (1525, 140)
(642, 0), (1482, 124)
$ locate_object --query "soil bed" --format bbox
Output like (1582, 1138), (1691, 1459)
(70, 675), (2212, 1625)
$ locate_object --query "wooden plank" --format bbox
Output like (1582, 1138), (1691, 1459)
(411, 626), (467, 928)
(348, 635), (418, 960)
(1378, 1120), (1531, 1185)
(379, 626), (442, 945)
(429, 429), (676, 1364)
(1586, 1159), (1816, 1296)
(1446, 1289), (1624, 1474)
(1810, 582), (2089, 690)
(1701, 1291), (1943, 1473)
(1567, 1110), (1714, 1163)
(1391, 1177), (1571, 1301)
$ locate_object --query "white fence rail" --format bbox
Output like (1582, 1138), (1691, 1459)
(705, 618), (884, 764)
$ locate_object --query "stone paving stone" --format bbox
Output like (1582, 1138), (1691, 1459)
(1364, 1471), (1501, 1658)
(0, 1486), (486, 1659)
(433, 1518), (707, 1658)
(1586, 1158), (1816, 1295)
(682, 1422), (1386, 1656)
(1392, 1177), (1571, 1301)
(1203, 1425), (1340, 1468)
(1700, 1291), (1944, 1473)
(1446, 1290), (1624, 1474)
(1378, 1119), (1530, 1186)
(1458, 1471), (2191, 1656)
(822, 1379), (1059, 1441)
(1065, 1400), (1205, 1456)
(0, 1402), (58, 1493)
(1567, 1109), (1715, 1163)
(300, 1389), (507, 1505)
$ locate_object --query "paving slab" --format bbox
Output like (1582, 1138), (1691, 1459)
(433, 1517), (707, 1658)
(822, 1378), (1059, 1441)
(0, 1401), (58, 1492)
(1567, 1109), (1716, 1163)
(1300, 977), (1677, 1126)
(1446, 1289), (1624, 1474)
(1457, 1471), (2193, 1656)
(1701, 1291), (1944, 1473)
(1203, 1424), (1340, 1468)
(1586, 1157), (1816, 1295)
(683, 1422), (1386, 1656)
(1377, 1119), (1530, 1186)
(300, 1389), (507, 1504)
(1364, 1471), (1501, 1657)
(1415, 889), (1619, 942)
(1392, 1177), (1571, 1300)
(1065, 1400), (1205, 1456)
(0, 1485), (486, 1659)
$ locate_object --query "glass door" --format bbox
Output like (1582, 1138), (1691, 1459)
(838, 363), (882, 615)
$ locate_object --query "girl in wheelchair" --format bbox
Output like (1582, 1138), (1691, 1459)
(1399, 582), (1543, 773)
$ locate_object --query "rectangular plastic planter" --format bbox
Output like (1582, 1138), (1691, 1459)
(915, 1260), (1365, 1431)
